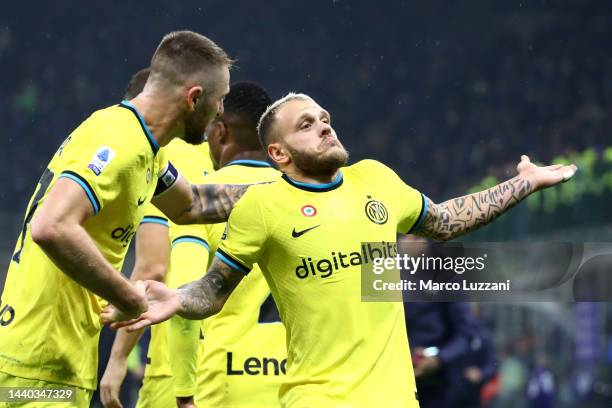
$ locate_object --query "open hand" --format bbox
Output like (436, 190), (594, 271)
(516, 155), (577, 191)
(101, 280), (182, 331)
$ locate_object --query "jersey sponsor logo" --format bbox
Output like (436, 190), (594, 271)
(301, 205), (317, 217)
(291, 224), (320, 238)
(0, 301), (15, 327)
(365, 199), (388, 224)
(88, 146), (116, 176)
(295, 242), (397, 279)
(111, 223), (136, 247)
(226, 352), (287, 376)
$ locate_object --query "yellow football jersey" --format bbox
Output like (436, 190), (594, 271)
(0, 101), (179, 390)
(217, 160), (426, 408)
(194, 160), (284, 408)
(141, 140), (213, 382)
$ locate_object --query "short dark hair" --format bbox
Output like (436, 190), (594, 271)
(222, 81), (272, 150)
(123, 68), (150, 99)
(257, 93), (313, 148)
(150, 31), (232, 85)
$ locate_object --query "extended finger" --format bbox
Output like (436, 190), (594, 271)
(542, 164), (564, 171)
(561, 164), (577, 182)
(521, 155), (530, 163)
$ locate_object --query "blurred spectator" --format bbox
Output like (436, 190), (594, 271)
(404, 302), (475, 408)
(526, 354), (556, 408)
(447, 322), (499, 408)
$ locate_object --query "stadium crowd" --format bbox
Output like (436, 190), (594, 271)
(2, 1), (610, 209)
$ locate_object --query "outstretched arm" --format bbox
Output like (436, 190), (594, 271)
(102, 257), (245, 331)
(153, 176), (249, 225)
(415, 156), (576, 241)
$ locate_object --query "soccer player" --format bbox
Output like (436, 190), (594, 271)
(100, 67), (215, 408)
(0, 31), (245, 407)
(104, 93), (577, 408)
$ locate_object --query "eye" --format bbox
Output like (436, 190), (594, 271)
(301, 121), (312, 130)
(321, 117), (330, 124)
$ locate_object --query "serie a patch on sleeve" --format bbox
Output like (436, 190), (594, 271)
(88, 146), (116, 176)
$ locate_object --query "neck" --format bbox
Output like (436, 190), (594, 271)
(220, 149), (268, 168)
(128, 90), (183, 147)
(283, 166), (341, 185)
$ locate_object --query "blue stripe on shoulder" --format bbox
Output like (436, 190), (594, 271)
(408, 193), (429, 234)
(215, 249), (250, 275)
(172, 236), (210, 250)
(58, 172), (100, 214)
(140, 216), (169, 227)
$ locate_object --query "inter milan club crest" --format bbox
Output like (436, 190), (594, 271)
(365, 199), (388, 224)
(301, 205), (317, 217)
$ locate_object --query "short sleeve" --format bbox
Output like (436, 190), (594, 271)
(216, 188), (268, 274)
(140, 203), (169, 227)
(168, 224), (210, 288)
(58, 135), (132, 215)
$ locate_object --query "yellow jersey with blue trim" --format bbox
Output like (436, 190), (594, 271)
(194, 160), (284, 408)
(216, 159), (427, 408)
(0, 101), (179, 390)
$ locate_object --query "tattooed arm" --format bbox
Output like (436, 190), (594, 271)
(153, 176), (249, 225)
(175, 257), (243, 319)
(101, 257), (244, 331)
(415, 155), (577, 241)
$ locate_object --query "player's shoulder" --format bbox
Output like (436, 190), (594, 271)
(345, 159), (398, 178)
(71, 104), (147, 150)
(206, 163), (280, 184)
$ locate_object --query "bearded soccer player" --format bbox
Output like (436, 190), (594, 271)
(100, 67), (215, 408)
(104, 93), (577, 408)
(0, 31), (247, 407)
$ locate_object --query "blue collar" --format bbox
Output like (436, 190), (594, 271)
(119, 100), (160, 154)
(282, 171), (343, 192)
(226, 159), (272, 168)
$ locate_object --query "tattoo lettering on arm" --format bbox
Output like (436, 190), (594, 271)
(187, 184), (249, 224)
(176, 258), (244, 320)
(416, 176), (533, 241)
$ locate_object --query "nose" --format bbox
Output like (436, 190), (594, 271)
(320, 121), (332, 137)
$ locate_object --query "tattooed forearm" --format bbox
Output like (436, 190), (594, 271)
(189, 184), (249, 224)
(175, 259), (243, 320)
(416, 175), (534, 241)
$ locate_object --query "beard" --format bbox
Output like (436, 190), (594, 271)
(184, 128), (206, 145)
(288, 142), (349, 177)
(183, 103), (216, 145)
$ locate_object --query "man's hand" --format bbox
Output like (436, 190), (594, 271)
(101, 280), (182, 331)
(464, 366), (483, 384)
(413, 355), (441, 378)
(416, 155), (577, 241)
(99, 356), (128, 408)
(100, 281), (148, 323)
(516, 155), (577, 191)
